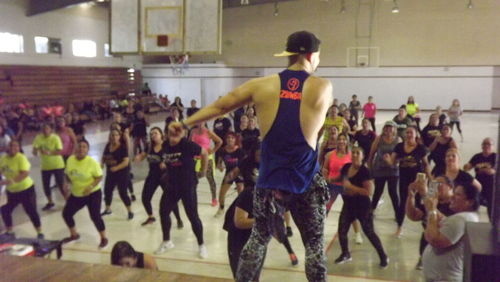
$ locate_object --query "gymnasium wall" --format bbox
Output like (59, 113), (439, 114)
(190, 0), (500, 68)
(142, 64), (499, 111)
(0, 0), (141, 68)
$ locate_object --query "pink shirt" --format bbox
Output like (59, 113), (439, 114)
(191, 128), (211, 150)
(363, 103), (376, 118)
(327, 150), (352, 185)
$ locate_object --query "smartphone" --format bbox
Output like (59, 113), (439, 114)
(427, 181), (439, 197)
(417, 172), (426, 182)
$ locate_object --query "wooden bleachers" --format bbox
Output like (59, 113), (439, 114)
(0, 65), (142, 105)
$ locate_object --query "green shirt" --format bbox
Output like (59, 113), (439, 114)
(406, 103), (419, 117)
(33, 133), (65, 170)
(0, 153), (34, 193)
(65, 155), (103, 197)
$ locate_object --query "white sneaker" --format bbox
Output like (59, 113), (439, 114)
(214, 208), (224, 218)
(198, 244), (208, 259)
(355, 232), (363, 244)
(154, 241), (174, 255)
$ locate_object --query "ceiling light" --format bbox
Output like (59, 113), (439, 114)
(467, 0), (473, 9)
(391, 0), (399, 13)
(274, 2), (279, 16)
(241, 0), (249, 5)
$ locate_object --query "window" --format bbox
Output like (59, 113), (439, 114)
(104, 43), (112, 57)
(72, 39), (96, 57)
(0, 32), (24, 53)
(35, 36), (49, 53)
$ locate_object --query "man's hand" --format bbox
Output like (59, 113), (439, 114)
(110, 166), (119, 172)
(83, 185), (93, 196)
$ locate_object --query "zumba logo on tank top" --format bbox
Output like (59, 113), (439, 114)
(280, 78), (302, 100)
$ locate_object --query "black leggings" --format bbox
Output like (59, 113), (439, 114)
(371, 176), (399, 218)
(419, 231), (428, 256)
(338, 203), (386, 261)
(1, 186), (41, 228)
(449, 121), (462, 134)
(367, 117), (376, 132)
(206, 160), (217, 200)
(142, 174), (181, 222)
(104, 170), (131, 207)
(159, 184), (203, 244)
(41, 169), (65, 199)
(62, 190), (105, 232)
(397, 173), (416, 227)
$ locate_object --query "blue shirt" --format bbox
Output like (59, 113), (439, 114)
(256, 69), (320, 194)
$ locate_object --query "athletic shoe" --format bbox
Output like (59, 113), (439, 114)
(131, 194), (136, 202)
(98, 238), (109, 249)
(415, 257), (423, 270)
(214, 208), (224, 218)
(286, 227), (293, 237)
(154, 241), (174, 254)
(355, 232), (363, 244)
(177, 221), (184, 229)
(128, 212), (134, 220)
(101, 210), (112, 216)
(289, 253), (299, 266)
(334, 253), (352, 264)
(141, 217), (156, 226)
(380, 257), (389, 269)
(37, 233), (45, 240)
(42, 203), (55, 211)
(62, 234), (81, 244)
(211, 199), (218, 207)
(198, 244), (208, 259)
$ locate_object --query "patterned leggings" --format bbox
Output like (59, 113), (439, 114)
(236, 174), (329, 282)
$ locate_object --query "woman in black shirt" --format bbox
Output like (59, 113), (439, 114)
(385, 126), (430, 237)
(101, 129), (133, 219)
(334, 147), (388, 268)
(214, 132), (244, 217)
(433, 148), (482, 191)
(429, 124), (457, 174)
(111, 241), (158, 270)
(134, 127), (183, 227)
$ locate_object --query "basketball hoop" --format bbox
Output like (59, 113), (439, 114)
(169, 54), (189, 76)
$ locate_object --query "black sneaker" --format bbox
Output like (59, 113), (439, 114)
(334, 253), (352, 264)
(177, 221), (184, 229)
(380, 257), (389, 269)
(98, 238), (109, 249)
(101, 210), (112, 216)
(37, 233), (45, 240)
(128, 212), (134, 220)
(131, 194), (136, 202)
(42, 203), (55, 211)
(141, 217), (156, 226)
(286, 226), (293, 237)
(62, 234), (80, 244)
(289, 253), (299, 266)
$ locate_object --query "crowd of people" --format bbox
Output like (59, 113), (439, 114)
(0, 48), (497, 282)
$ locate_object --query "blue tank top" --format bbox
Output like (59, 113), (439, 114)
(256, 69), (320, 194)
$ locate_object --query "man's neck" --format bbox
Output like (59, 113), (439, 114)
(288, 62), (313, 73)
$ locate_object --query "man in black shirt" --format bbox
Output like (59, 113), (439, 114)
(464, 137), (496, 219)
(187, 99), (200, 117)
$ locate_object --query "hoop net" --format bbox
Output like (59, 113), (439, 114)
(169, 54), (189, 76)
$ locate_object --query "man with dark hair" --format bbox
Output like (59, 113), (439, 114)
(422, 183), (480, 282)
(169, 31), (331, 281)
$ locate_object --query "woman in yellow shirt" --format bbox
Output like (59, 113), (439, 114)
(0, 140), (43, 239)
(406, 96), (421, 131)
(322, 105), (350, 141)
(32, 123), (68, 211)
(62, 139), (108, 249)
